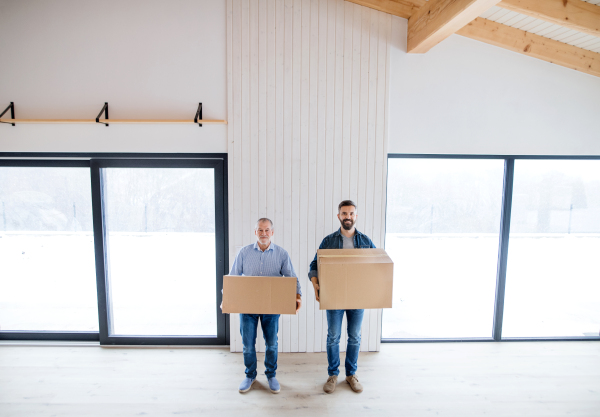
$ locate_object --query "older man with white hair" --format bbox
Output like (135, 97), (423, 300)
(228, 218), (302, 394)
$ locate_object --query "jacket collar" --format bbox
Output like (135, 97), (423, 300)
(333, 227), (363, 238)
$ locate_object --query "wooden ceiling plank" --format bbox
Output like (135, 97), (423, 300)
(407, 0), (503, 53)
(457, 17), (600, 77)
(344, 0), (425, 20)
(499, 0), (600, 37)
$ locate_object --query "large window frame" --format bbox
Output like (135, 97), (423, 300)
(384, 154), (600, 343)
(0, 153), (229, 346)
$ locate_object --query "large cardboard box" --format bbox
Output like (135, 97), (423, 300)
(317, 248), (393, 310)
(222, 275), (297, 314)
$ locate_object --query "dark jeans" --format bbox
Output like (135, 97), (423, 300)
(240, 313), (279, 379)
(326, 309), (364, 377)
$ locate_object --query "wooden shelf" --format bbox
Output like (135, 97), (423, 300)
(0, 119), (227, 124)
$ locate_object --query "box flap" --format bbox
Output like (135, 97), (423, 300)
(317, 248), (391, 264)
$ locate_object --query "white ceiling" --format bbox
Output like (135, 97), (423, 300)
(479, 4), (600, 53)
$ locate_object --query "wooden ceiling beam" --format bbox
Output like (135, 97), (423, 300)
(457, 17), (600, 77)
(345, 0), (600, 77)
(407, 0), (503, 53)
(345, 0), (425, 19)
(499, 0), (600, 38)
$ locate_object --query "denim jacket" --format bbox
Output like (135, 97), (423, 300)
(308, 228), (376, 279)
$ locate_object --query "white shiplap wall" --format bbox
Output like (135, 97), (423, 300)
(227, 0), (391, 353)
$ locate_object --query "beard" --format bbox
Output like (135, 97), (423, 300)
(340, 218), (355, 230)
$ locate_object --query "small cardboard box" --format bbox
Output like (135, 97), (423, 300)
(317, 248), (393, 310)
(222, 275), (297, 314)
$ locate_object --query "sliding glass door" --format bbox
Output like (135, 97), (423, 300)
(383, 155), (600, 342)
(102, 166), (217, 337)
(0, 163), (98, 336)
(0, 154), (228, 345)
(383, 158), (504, 339)
(503, 160), (600, 338)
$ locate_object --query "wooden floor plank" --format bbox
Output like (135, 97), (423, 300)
(0, 342), (599, 417)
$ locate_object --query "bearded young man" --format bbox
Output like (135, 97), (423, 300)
(308, 200), (376, 394)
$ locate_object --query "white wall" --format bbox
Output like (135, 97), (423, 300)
(5, 0), (599, 351)
(0, 0), (227, 153)
(227, 0), (391, 353)
(388, 16), (600, 156)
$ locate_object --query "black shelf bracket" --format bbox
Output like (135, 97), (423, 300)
(194, 102), (202, 127)
(0, 102), (15, 126)
(96, 102), (109, 126)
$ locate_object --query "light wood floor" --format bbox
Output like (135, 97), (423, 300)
(1, 342), (599, 417)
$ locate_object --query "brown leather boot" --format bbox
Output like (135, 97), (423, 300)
(346, 374), (363, 393)
(323, 375), (338, 394)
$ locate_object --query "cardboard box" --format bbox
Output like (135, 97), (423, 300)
(317, 248), (393, 310)
(222, 275), (297, 314)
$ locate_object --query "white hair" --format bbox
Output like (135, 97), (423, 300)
(255, 218), (274, 230)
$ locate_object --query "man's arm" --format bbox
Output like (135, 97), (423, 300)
(369, 237), (377, 249)
(308, 236), (329, 302)
(280, 250), (302, 313)
(221, 248), (244, 311)
(308, 235), (329, 279)
(281, 252), (302, 296)
(229, 248), (244, 276)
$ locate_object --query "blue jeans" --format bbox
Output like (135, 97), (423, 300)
(240, 314), (279, 379)
(326, 309), (364, 377)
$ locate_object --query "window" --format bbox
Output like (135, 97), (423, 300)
(0, 165), (97, 332)
(503, 160), (600, 338)
(384, 155), (600, 342)
(0, 155), (228, 345)
(103, 168), (216, 336)
(383, 158), (504, 339)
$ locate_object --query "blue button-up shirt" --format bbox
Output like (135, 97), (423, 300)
(308, 228), (376, 279)
(230, 242), (302, 295)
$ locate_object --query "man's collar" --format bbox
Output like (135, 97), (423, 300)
(253, 241), (274, 252)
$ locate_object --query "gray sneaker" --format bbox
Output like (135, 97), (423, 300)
(323, 375), (338, 394)
(268, 376), (280, 394)
(238, 377), (256, 393)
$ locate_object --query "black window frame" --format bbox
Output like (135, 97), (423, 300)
(383, 154), (600, 343)
(0, 153), (229, 346)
